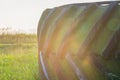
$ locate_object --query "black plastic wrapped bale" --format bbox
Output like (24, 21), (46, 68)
(37, 1), (120, 80)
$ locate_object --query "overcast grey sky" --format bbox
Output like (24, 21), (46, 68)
(0, 0), (114, 33)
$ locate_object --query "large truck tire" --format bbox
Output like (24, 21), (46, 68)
(37, 1), (120, 80)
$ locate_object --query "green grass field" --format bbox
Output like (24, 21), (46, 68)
(0, 33), (40, 80)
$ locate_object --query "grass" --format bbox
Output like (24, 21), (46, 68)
(0, 33), (40, 80)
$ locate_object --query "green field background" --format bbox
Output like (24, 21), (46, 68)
(0, 33), (40, 80)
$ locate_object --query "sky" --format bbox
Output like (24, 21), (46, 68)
(0, 0), (116, 33)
